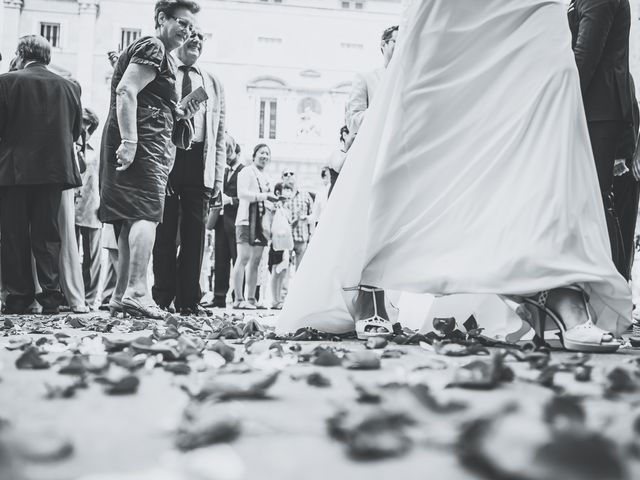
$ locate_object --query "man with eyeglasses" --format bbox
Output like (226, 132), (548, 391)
(152, 26), (226, 316)
(345, 25), (398, 136)
(281, 169), (314, 269)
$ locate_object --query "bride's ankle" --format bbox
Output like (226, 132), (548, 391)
(547, 287), (589, 330)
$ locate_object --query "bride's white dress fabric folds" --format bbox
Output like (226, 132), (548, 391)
(277, 0), (631, 336)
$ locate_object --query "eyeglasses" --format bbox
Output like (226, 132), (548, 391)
(385, 39), (396, 45)
(190, 32), (204, 41)
(282, 172), (295, 177)
(166, 14), (195, 33)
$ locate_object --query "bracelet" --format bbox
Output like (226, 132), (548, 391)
(121, 139), (138, 145)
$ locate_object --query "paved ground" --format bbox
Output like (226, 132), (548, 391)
(1, 309), (640, 480)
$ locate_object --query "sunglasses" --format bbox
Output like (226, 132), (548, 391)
(282, 172), (295, 177)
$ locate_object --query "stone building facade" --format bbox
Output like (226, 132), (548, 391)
(2, 0), (640, 188)
(1, 0), (402, 188)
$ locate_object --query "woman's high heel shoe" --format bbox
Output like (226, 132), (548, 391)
(344, 285), (395, 340)
(511, 287), (621, 353)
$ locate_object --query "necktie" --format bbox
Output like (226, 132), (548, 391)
(179, 65), (192, 99)
(179, 65), (195, 129)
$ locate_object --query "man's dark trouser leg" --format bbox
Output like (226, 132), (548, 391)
(175, 185), (210, 309)
(588, 121), (626, 276)
(30, 185), (64, 310)
(78, 226), (102, 305)
(101, 249), (118, 306)
(214, 215), (233, 304)
(152, 194), (179, 308)
(0, 186), (36, 311)
(613, 169), (640, 280)
(328, 168), (339, 197)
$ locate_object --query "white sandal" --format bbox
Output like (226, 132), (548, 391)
(509, 287), (620, 353)
(344, 285), (395, 340)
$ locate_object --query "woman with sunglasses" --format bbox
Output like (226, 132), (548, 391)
(231, 144), (280, 309)
(100, 0), (201, 318)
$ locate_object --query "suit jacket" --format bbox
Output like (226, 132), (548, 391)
(344, 67), (385, 134)
(223, 163), (244, 222)
(568, 0), (632, 122)
(0, 63), (82, 189)
(197, 65), (226, 193)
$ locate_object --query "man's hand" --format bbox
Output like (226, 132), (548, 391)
(176, 99), (201, 121)
(222, 193), (232, 206)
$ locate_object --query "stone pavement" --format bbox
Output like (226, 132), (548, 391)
(0, 309), (639, 480)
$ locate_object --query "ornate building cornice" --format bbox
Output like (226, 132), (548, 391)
(78, 0), (100, 14)
(3, 0), (24, 10)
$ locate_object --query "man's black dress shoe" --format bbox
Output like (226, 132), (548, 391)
(180, 305), (211, 316)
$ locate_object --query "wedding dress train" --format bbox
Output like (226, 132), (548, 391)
(277, 0), (631, 336)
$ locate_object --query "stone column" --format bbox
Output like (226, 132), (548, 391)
(76, 0), (100, 103)
(2, 0), (24, 72)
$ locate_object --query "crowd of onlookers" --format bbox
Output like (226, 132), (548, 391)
(0, 0), (336, 317)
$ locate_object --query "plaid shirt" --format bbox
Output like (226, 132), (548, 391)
(284, 190), (314, 242)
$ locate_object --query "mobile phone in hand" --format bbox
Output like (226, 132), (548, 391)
(211, 191), (223, 208)
(180, 86), (208, 109)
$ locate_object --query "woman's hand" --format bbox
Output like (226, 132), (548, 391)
(176, 99), (201, 121)
(115, 140), (137, 171)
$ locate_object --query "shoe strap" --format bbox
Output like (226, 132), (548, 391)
(343, 285), (383, 293)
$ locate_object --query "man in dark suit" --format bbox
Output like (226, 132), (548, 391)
(209, 135), (243, 308)
(0, 35), (82, 314)
(152, 28), (226, 316)
(568, 0), (632, 274)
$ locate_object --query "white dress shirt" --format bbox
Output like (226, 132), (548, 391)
(175, 58), (206, 143)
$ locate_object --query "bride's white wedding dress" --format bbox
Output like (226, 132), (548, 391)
(277, 0), (631, 336)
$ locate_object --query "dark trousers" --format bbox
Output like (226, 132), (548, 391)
(101, 249), (118, 305)
(213, 213), (238, 302)
(613, 169), (640, 280)
(588, 121), (626, 276)
(152, 144), (210, 309)
(76, 226), (101, 305)
(0, 185), (63, 311)
(328, 168), (339, 197)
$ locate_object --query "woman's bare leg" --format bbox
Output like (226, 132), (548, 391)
(246, 246), (265, 302)
(123, 219), (157, 302)
(232, 243), (252, 302)
(113, 222), (131, 304)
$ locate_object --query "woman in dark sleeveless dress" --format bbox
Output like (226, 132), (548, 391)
(100, 0), (201, 318)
